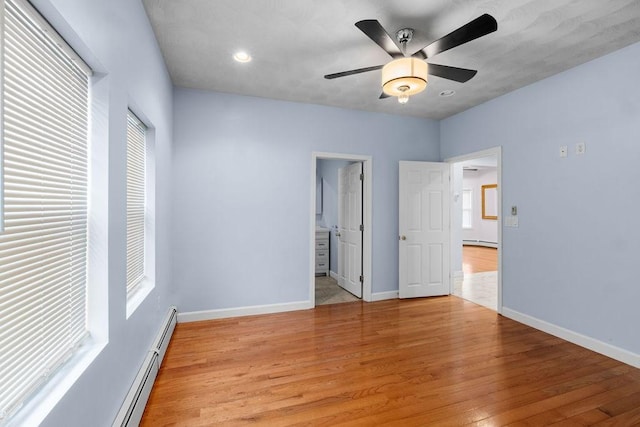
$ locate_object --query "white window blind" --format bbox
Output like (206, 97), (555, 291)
(126, 110), (146, 295)
(0, 0), (91, 420)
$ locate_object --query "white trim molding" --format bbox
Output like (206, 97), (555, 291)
(502, 307), (640, 369)
(462, 240), (498, 249)
(178, 301), (312, 323)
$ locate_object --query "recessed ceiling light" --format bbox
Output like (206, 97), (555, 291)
(439, 89), (455, 97)
(233, 51), (251, 63)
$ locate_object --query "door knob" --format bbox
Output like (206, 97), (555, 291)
(400, 235), (406, 240)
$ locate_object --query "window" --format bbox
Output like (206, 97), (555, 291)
(462, 189), (472, 229)
(0, 0), (91, 420)
(126, 110), (147, 296)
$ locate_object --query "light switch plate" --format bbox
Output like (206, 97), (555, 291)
(576, 142), (586, 155)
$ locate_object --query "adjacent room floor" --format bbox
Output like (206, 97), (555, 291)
(315, 275), (360, 305)
(453, 245), (498, 310)
(318, 246), (497, 309)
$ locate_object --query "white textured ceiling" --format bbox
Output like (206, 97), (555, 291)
(142, 0), (640, 120)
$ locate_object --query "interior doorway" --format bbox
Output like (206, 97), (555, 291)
(447, 147), (502, 313)
(310, 152), (372, 307)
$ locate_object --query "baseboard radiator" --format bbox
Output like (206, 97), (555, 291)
(463, 239), (498, 248)
(112, 306), (177, 427)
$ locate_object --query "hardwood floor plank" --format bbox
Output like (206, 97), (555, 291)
(595, 405), (640, 426)
(519, 379), (640, 425)
(554, 408), (612, 426)
(355, 357), (623, 426)
(597, 390), (640, 418)
(463, 245), (497, 273)
(141, 297), (640, 426)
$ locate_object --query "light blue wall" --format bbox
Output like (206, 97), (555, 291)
(28, 0), (174, 425)
(172, 89), (440, 311)
(441, 41), (640, 355)
(317, 159), (354, 273)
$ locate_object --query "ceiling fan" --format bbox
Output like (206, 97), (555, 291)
(324, 14), (497, 104)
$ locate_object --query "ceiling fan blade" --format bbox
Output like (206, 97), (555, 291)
(428, 63), (477, 83)
(379, 92), (390, 99)
(324, 65), (383, 80)
(355, 20), (404, 59)
(412, 14), (497, 59)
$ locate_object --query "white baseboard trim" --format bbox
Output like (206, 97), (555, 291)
(178, 301), (312, 323)
(502, 307), (640, 369)
(463, 240), (498, 249)
(371, 290), (399, 301)
(329, 270), (339, 280)
(452, 270), (464, 280)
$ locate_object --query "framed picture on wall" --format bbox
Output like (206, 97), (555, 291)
(482, 184), (498, 220)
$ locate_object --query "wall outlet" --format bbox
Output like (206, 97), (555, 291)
(560, 145), (568, 158)
(576, 142), (586, 155)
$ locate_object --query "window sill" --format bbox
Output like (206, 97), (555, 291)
(126, 278), (154, 319)
(6, 337), (106, 427)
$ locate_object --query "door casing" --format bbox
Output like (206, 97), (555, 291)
(445, 147), (503, 313)
(310, 152), (372, 306)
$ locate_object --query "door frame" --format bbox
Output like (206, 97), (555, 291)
(445, 147), (503, 314)
(310, 152), (373, 305)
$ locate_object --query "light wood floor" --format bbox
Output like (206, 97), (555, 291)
(142, 297), (640, 426)
(463, 245), (498, 274)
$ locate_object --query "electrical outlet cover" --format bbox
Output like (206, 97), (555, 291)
(560, 146), (568, 157)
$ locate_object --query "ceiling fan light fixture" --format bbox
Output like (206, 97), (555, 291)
(381, 58), (428, 97)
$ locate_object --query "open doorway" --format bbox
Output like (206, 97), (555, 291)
(310, 152), (372, 307)
(448, 148), (502, 312)
(316, 159), (361, 305)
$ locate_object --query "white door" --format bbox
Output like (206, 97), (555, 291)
(338, 162), (363, 298)
(399, 161), (450, 298)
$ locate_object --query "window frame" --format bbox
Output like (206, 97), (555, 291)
(0, 0), (97, 422)
(126, 109), (147, 295)
(125, 107), (155, 316)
